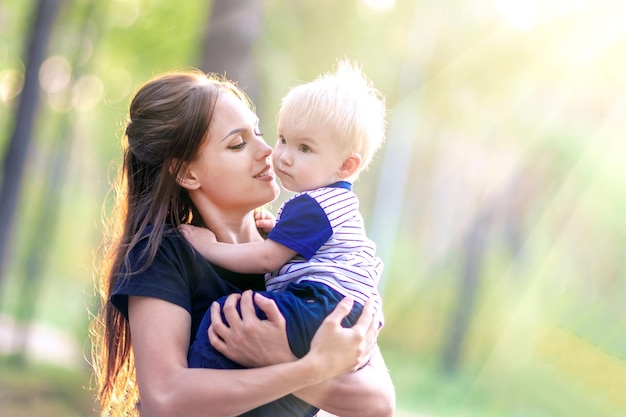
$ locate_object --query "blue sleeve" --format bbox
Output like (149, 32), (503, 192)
(267, 194), (332, 260)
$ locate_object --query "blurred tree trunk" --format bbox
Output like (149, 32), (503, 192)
(368, 4), (438, 296)
(440, 174), (530, 374)
(200, 0), (264, 105)
(442, 210), (491, 374)
(0, 0), (61, 294)
(10, 0), (101, 364)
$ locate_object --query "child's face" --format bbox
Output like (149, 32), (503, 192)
(273, 117), (347, 193)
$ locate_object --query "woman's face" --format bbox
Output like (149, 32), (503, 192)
(186, 90), (279, 215)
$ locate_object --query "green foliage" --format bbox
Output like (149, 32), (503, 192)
(1, 0), (626, 415)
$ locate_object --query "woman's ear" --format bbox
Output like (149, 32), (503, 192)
(337, 153), (362, 179)
(171, 161), (200, 190)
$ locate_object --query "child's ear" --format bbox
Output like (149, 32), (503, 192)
(337, 153), (362, 179)
(172, 161), (200, 190)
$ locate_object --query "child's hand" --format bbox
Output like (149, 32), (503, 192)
(254, 208), (276, 234)
(179, 224), (216, 258)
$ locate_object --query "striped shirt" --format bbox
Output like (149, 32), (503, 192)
(266, 181), (383, 310)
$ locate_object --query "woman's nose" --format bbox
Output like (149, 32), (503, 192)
(256, 138), (273, 160)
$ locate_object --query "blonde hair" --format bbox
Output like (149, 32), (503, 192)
(278, 60), (387, 177)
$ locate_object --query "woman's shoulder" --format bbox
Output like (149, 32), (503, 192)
(158, 226), (265, 291)
(112, 225), (220, 318)
(127, 225), (194, 268)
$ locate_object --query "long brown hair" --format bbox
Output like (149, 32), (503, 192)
(89, 69), (252, 416)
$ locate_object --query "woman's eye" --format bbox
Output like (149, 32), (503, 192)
(228, 140), (246, 150)
(255, 131), (264, 137)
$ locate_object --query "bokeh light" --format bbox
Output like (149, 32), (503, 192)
(1, 1), (625, 416)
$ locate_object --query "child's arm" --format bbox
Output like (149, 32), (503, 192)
(180, 224), (296, 274)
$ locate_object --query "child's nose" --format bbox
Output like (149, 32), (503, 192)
(278, 150), (292, 165)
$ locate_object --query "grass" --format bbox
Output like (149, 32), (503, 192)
(1, 249), (624, 417)
(382, 342), (624, 417)
(1, 339), (625, 417)
(0, 356), (97, 417)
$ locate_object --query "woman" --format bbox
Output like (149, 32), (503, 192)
(90, 69), (395, 417)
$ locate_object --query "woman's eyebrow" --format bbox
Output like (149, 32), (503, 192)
(221, 128), (246, 142)
(221, 117), (259, 142)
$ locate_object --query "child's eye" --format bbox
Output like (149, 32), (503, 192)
(278, 136), (286, 145)
(255, 131), (264, 137)
(299, 144), (311, 153)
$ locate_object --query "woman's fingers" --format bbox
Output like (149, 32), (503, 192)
(208, 301), (228, 350)
(307, 297), (383, 378)
(210, 291), (380, 377)
(308, 298), (362, 374)
(359, 299), (380, 367)
(353, 298), (375, 330)
(366, 302), (380, 339)
(325, 297), (355, 324)
(238, 290), (256, 322)
(253, 293), (285, 327)
(345, 298), (378, 370)
(208, 291), (294, 367)
(221, 292), (243, 327)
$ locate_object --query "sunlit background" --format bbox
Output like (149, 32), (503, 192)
(1, 0), (625, 416)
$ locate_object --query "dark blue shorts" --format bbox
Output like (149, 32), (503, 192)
(187, 281), (364, 417)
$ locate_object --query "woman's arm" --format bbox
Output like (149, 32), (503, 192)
(128, 294), (373, 417)
(212, 292), (396, 417)
(293, 349), (396, 417)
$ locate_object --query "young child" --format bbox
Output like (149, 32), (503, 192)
(184, 61), (386, 414)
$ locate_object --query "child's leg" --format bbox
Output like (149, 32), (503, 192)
(186, 283), (362, 417)
(264, 281), (364, 358)
(255, 282), (363, 417)
(186, 292), (319, 417)
(187, 295), (243, 369)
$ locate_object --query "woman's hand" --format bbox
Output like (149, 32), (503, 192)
(209, 291), (379, 378)
(293, 300), (394, 417)
(305, 297), (379, 378)
(209, 290), (295, 367)
(208, 292), (391, 415)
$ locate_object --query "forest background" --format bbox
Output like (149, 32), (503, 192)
(0, 0), (625, 416)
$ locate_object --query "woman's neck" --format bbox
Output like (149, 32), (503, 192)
(199, 207), (263, 244)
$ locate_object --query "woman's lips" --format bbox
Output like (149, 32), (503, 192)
(255, 165), (275, 181)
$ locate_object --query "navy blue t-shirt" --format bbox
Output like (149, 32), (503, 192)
(110, 227), (265, 343)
